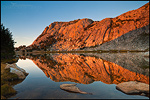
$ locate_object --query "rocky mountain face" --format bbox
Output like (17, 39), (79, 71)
(84, 24), (149, 51)
(30, 2), (149, 51)
(25, 54), (149, 85)
(99, 25), (149, 51)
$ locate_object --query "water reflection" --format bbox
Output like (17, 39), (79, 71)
(83, 53), (149, 76)
(18, 53), (149, 85)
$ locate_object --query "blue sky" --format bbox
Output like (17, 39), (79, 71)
(1, 1), (149, 47)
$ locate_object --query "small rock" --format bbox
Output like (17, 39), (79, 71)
(60, 84), (92, 95)
(140, 93), (146, 96)
(116, 81), (149, 94)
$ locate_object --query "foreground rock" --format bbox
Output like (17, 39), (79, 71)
(116, 81), (149, 96)
(5, 63), (28, 79)
(60, 84), (92, 95)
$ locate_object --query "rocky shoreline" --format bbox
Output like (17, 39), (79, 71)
(1, 62), (28, 99)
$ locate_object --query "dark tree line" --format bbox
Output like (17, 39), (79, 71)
(1, 24), (16, 59)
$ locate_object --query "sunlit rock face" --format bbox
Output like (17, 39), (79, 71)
(84, 24), (149, 51)
(31, 3), (149, 51)
(28, 54), (149, 85)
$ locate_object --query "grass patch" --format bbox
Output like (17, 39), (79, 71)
(1, 58), (18, 64)
(1, 84), (17, 97)
(1, 69), (19, 82)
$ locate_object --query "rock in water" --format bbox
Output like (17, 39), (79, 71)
(5, 63), (29, 79)
(116, 81), (149, 94)
(60, 84), (92, 95)
(9, 67), (26, 79)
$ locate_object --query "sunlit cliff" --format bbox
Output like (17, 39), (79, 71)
(30, 3), (149, 51)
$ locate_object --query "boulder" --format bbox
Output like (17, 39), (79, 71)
(5, 63), (28, 79)
(60, 84), (92, 95)
(116, 81), (149, 95)
(9, 67), (26, 79)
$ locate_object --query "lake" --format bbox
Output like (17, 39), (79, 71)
(9, 53), (149, 99)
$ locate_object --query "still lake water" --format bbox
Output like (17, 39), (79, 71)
(9, 53), (149, 99)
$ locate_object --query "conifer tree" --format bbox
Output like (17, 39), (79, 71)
(1, 24), (16, 59)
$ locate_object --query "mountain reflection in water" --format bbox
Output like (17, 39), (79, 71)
(18, 53), (149, 85)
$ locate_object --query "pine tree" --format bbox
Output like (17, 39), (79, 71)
(1, 24), (16, 59)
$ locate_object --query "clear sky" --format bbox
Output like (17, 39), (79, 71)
(1, 1), (149, 47)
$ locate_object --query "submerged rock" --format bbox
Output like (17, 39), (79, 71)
(60, 84), (92, 95)
(5, 63), (28, 79)
(116, 81), (149, 95)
